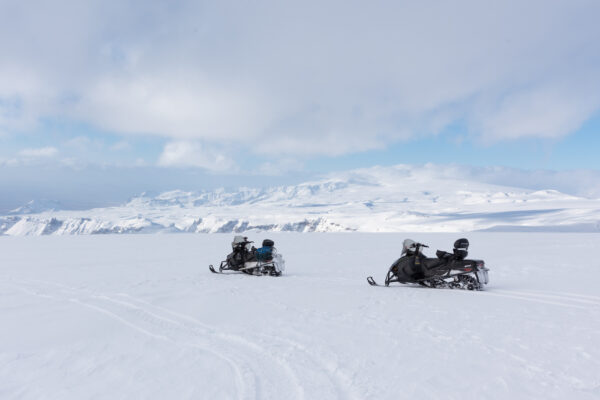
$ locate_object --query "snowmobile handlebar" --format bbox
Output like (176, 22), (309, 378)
(234, 239), (253, 248)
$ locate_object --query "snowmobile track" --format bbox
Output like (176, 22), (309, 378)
(110, 293), (360, 400)
(10, 278), (359, 400)
(11, 280), (276, 400)
(484, 289), (600, 310)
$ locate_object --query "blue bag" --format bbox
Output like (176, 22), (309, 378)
(256, 246), (273, 261)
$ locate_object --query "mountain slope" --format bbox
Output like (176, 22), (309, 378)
(2, 165), (599, 235)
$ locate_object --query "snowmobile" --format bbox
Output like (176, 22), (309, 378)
(367, 238), (489, 290)
(209, 236), (285, 276)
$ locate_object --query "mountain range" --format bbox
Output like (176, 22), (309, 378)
(2, 165), (599, 235)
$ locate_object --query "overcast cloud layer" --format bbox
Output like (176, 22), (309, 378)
(1, 0), (599, 164)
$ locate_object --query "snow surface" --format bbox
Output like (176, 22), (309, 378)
(1, 233), (599, 399)
(2, 165), (600, 235)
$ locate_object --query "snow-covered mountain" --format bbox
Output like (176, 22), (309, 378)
(2, 164), (599, 235)
(8, 199), (63, 214)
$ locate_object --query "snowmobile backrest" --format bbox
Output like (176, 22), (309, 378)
(453, 238), (469, 260)
(453, 238), (469, 251)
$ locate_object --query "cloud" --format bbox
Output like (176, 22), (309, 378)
(410, 163), (600, 199)
(76, 74), (271, 142)
(257, 158), (305, 176)
(473, 82), (600, 143)
(18, 147), (58, 158)
(158, 141), (236, 172)
(464, 166), (600, 199)
(1, 0), (599, 156)
(110, 140), (131, 151)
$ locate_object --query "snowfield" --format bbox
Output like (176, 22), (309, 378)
(1, 232), (599, 399)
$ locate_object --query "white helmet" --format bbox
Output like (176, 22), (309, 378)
(402, 239), (417, 255)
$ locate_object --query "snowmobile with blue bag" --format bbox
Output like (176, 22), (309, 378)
(209, 236), (285, 276)
(367, 238), (489, 290)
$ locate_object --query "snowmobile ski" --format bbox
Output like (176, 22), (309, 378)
(209, 264), (222, 274)
(209, 265), (243, 275)
(367, 276), (380, 286)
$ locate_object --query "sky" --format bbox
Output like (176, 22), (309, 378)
(1, 0), (600, 211)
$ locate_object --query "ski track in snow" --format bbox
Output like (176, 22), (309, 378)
(487, 289), (600, 309)
(8, 277), (358, 400)
(117, 295), (361, 400)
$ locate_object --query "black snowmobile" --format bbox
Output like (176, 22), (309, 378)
(209, 236), (285, 276)
(367, 238), (489, 290)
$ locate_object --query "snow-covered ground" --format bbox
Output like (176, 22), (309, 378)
(1, 233), (599, 399)
(2, 165), (600, 235)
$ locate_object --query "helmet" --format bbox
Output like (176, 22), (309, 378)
(402, 239), (417, 255)
(262, 239), (274, 247)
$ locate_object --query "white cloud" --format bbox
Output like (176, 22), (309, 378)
(1, 1), (599, 156)
(158, 141), (236, 172)
(18, 147), (58, 158)
(257, 158), (305, 176)
(473, 82), (600, 143)
(63, 136), (107, 152)
(110, 141), (131, 151)
(76, 74), (272, 142)
(460, 165), (600, 199)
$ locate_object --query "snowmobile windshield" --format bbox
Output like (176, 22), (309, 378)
(401, 239), (417, 255)
(232, 236), (253, 251)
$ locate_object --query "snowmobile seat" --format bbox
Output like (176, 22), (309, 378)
(226, 251), (244, 269)
(436, 250), (453, 260)
(226, 244), (257, 269)
(423, 257), (446, 270)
